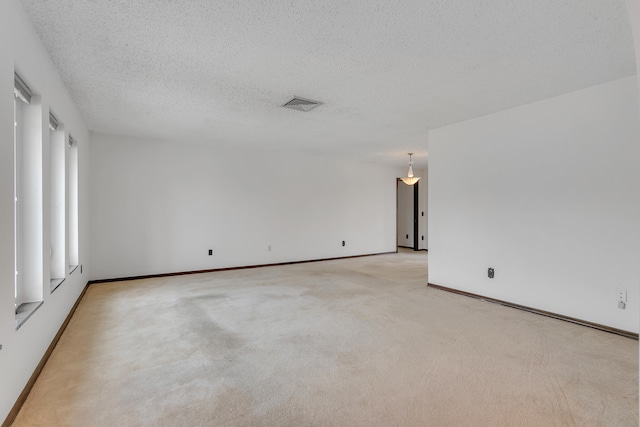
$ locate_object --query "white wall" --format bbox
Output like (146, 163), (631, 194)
(0, 0), (91, 422)
(428, 76), (640, 333)
(622, 0), (640, 406)
(628, 1), (640, 79)
(89, 134), (399, 280)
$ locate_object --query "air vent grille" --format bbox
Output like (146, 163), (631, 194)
(282, 96), (323, 112)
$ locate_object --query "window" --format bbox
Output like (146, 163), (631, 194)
(14, 77), (26, 309)
(14, 72), (44, 326)
(50, 111), (65, 291)
(68, 135), (79, 272)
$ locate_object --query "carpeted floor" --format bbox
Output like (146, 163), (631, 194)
(13, 251), (638, 426)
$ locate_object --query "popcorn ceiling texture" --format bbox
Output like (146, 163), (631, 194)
(19, 0), (637, 166)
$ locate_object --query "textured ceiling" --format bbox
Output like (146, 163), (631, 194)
(19, 0), (637, 167)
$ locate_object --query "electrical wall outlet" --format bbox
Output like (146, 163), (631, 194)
(208, 249), (213, 256)
(488, 268), (495, 279)
(342, 240), (346, 247)
(617, 289), (627, 309)
(618, 289), (627, 303)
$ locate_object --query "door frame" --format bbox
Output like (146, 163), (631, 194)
(396, 178), (420, 251)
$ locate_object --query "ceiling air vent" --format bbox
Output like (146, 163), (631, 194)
(281, 96), (323, 112)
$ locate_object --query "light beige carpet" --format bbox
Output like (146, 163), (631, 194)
(14, 251), (638, 426)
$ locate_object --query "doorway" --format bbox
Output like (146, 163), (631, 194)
(396, 178), (419, 251)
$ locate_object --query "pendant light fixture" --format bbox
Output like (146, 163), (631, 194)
(400, 153), (420, 185)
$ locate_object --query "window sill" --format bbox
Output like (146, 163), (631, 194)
(50, 278), (65, 293)
(16, 301), (43, 329)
